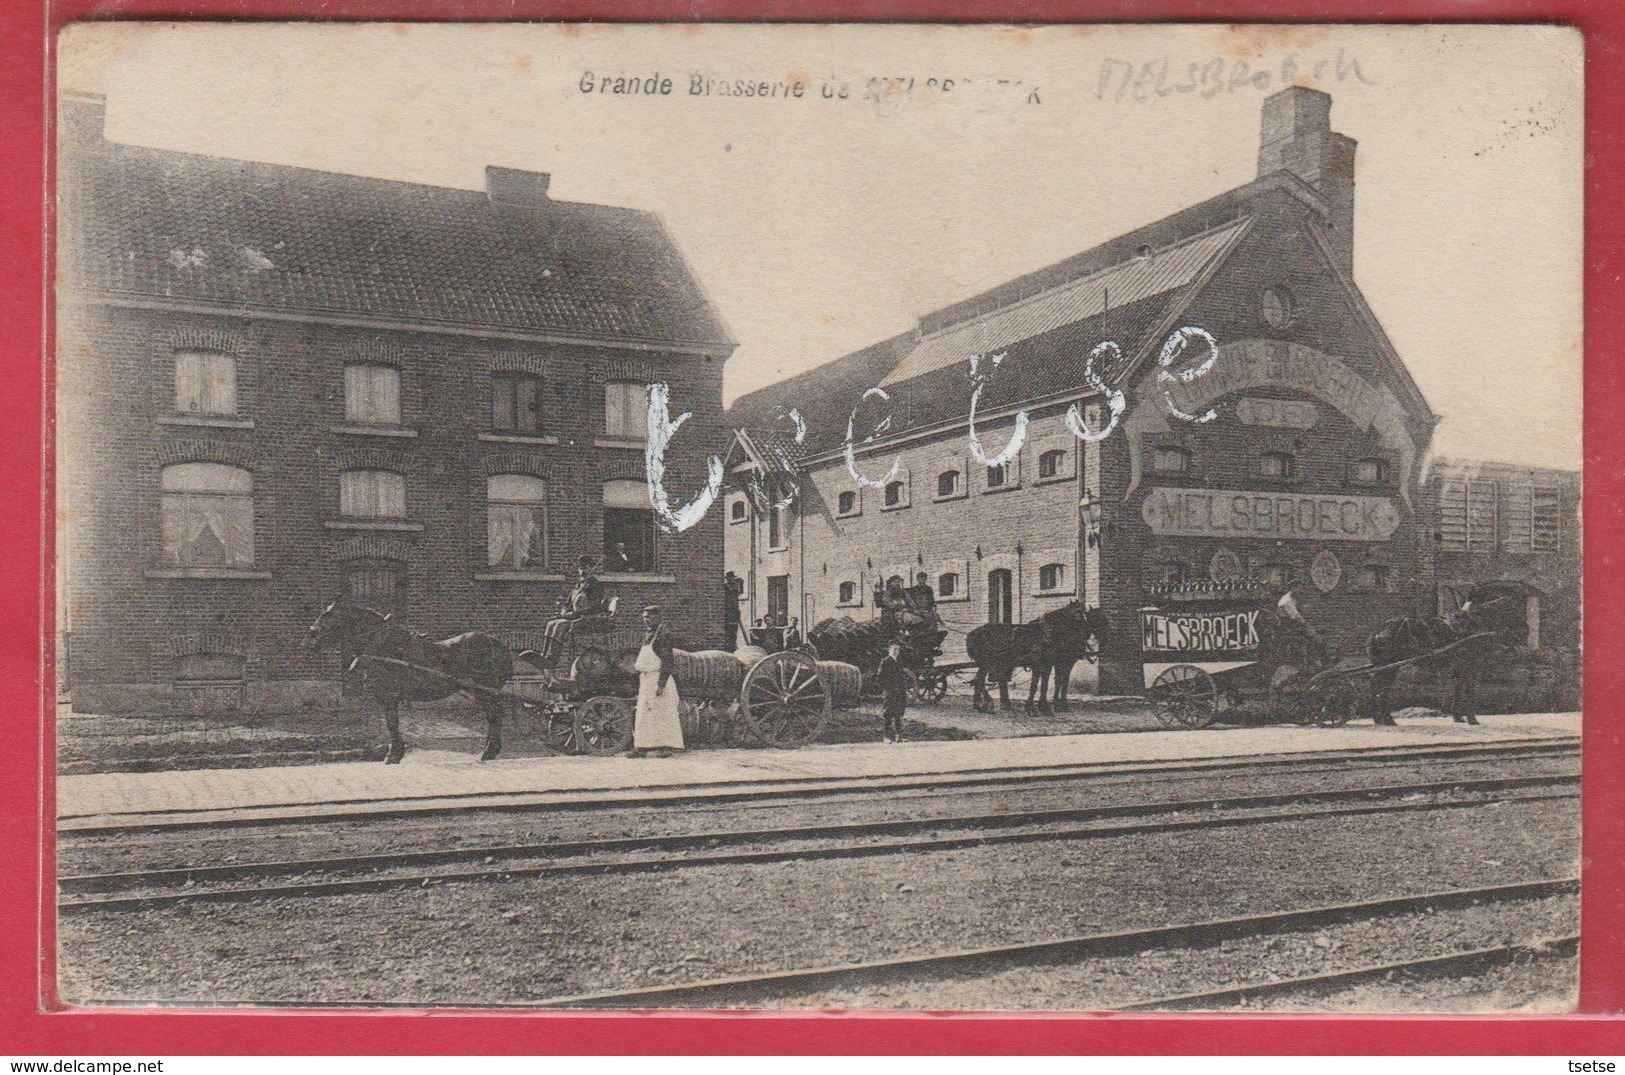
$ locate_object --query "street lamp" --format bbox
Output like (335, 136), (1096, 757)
(1080, 488), (1104, 549)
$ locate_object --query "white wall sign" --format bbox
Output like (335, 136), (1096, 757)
(1141, 487), (1400, 542)
(1237, 397), (1319, 429)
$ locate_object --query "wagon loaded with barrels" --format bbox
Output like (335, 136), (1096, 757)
(567, 645), (865, 755)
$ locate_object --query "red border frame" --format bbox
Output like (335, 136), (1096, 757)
(6, 0), (1621, 1054)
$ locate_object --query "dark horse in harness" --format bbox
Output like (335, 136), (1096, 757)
(305, 603), (516, 763)
(1365, 594), (1505, 727)
(967, 601), (1109, 714)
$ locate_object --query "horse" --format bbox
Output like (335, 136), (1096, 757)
(967, 601), (1109, 714)
(305, 602), (517, 764)
(1365, 593), (1505, 727)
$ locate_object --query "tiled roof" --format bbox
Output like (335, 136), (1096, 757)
(60, 132), (734, 351)
(882, 220), (1251, 387)
(730, 214), (1257, 456)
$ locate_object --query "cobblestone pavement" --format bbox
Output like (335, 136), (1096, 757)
(56, 712), (1580, 830)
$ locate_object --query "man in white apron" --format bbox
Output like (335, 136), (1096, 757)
(628, 605), (684, 757)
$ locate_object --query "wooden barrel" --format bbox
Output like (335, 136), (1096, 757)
(816, 659), (863, 709)
(671, 649), (746, 701)
(734, 645), (771, 665)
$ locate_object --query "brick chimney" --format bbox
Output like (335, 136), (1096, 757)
(1257, 87), (1356, 277)
(485, 165), (551, 205)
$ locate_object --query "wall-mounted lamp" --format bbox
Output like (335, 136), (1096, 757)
(1080, 488), (1105, 549)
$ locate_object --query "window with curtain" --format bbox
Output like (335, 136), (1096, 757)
(603, 479), (656, 572)
(160, 463), (254, 567)
(174, 350), (237, 416)
(487, 474), (547, 569)
(492, 372), (542, 433)
(344, 364), (401, 426)
(340, 470), (406, 519)
(604, 381), (650, 440)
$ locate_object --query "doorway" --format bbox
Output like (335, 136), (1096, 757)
(988, 568), (1013, 624)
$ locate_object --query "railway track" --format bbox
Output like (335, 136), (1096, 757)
(58, 772), (1577, 912)
(530, 877), (1579, 1009)
(58, 735), (1579, 835)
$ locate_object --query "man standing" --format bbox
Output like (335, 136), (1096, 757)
(876, 639), (909, 744)
(629, 605), (684, 757)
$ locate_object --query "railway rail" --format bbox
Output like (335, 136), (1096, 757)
(59, 773), (1577, 913)
(530, 877), (1579, 1009)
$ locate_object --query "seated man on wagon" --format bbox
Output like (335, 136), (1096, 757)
(1272, 588), (1331, 670)
(529, 555), (609, 671)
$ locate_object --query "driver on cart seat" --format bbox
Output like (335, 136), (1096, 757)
(528, 555), (608, 671)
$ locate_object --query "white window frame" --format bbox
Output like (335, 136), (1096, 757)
(880, 468), (912, 511)
(933, 558), (972, 603)
(1030, 548), (1077, 596)
(933, 457), (969, 502)
(835, 487), (862, 518)
(1032, 437), (1076, 485)
(160, 462), (255, 568)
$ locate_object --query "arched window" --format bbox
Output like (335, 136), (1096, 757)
(1038, 563), (1066, 592)
(986, 462), (1009, 489)
(838, 581), (857, 604)
(1259, 451), (1295, 479)
(340, 470), (406, 519)
(344, 559), (405, 613)
(987, 568), (1013, 624)
(487, 474), (547, 569)
(884, 479), (907, 507)
(937, 572), (959, 597)
(729, 499), (747, 523)
(837, 490), (858, 516)
(175, 350), (237, 416)
(1152, 447), (1190, 474)
(937, 470), (959, 498)
(161, 463), (254, 567)
(1038, 449), (1066, 480)
(344, 364), (401, 426)
(603, 479), (656, 573)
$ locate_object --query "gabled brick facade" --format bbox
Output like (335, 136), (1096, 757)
(58, 93), (734, 714)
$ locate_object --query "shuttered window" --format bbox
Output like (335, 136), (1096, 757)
(340, 470), (406, 519)
(1440, 478), (1496, 552)
(1532, 486), (1563, 552)
(175, 350), (237, 416)
(345, 365), (401, 426)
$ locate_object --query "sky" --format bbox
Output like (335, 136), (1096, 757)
(59, 22), (1584, 470)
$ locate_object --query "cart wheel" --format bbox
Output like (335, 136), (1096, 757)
(518, 695), (576, 755)
(573, 695), (634, 755)
(909, 669), (948, 705)
(742, 650), (829, 748)
(1150, 664), (1217, 729)
(1310, 677), (1361, 727)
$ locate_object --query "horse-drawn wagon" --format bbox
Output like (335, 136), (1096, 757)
(1140, 587), (1503, 730)
(808, 581), (952, 705)
(305, 600), (863, 762)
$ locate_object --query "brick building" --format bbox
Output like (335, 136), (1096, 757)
(1420, 458), (1581, 704)
(57, 92), (735, 715)
(726, 88), (1442, 694)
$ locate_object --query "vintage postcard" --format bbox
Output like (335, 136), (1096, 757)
(52, 22), (1582, 1011)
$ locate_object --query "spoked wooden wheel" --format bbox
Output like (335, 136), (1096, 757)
(1149, 664), (1218, 729)
(572, 695), (634, 755)
(1309, 676), (1361, 727)
(909, 668), (949, 705)
(742, 650), (829, 748)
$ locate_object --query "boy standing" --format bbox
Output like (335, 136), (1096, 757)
(876, 640), (909, 743)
